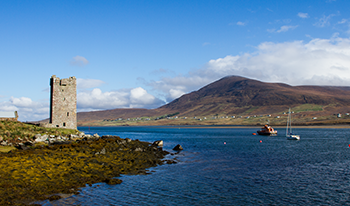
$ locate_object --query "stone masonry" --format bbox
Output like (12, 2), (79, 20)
(49, 75), (77, 129)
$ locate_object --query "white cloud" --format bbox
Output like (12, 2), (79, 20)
(77, 88), (128, 110)
(314, 14), (335, 27)
(130, 87), (160, 108)
(236, 21), (246, 26)
(338, 19), (347, 24)
(146, 36), (350, 102)
(169, 89), (186, 100)
(206, 36), (350, 86)
(277, 25), (298, 33)
(0, 97), (49, 121)
(10, 97), (34, 107)
(147, 75), (211, 102)
(0, 85), (165, 121)
(70, 55), (89, 67)
(297, 12), (309, 18)
(268, 25), (298, 33)
(77, 78), (105, 89)
(77, 87), (165, 111)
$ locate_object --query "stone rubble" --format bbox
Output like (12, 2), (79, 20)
(0, 132), (93, 147)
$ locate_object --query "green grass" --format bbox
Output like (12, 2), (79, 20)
(243, 106), (260, 114)
(0, 121), (80, 141)
(291, 104), (323, 113)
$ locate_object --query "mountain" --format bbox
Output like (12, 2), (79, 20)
(77, 76), (350, 125)
(157, 75), (350, 116)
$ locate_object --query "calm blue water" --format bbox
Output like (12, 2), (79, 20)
(43, 126), (350, 205)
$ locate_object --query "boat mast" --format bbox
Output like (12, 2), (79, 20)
(289, 108), (292, 134)
(286, 108), (293, 136)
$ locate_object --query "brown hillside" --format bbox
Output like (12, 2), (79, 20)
(77, 76), (350, 124)
(157, 76), (350, 116)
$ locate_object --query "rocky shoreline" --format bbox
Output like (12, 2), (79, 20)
(0, 134), (176, 205)
(1, 131), (93, 148)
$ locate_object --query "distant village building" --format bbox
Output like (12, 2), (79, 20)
(0, 111), (18, 121)
(42, 75), (77, 129)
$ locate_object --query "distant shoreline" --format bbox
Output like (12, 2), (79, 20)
(78, 124), (350, 129)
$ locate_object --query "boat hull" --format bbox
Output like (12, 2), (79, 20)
(257, 130), (277, 135)
(286, 135), (300, 140)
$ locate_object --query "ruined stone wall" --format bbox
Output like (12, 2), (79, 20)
(0, 118), (17, 121)
(0, 111), (18, 121)
(49, 75), (77, 129)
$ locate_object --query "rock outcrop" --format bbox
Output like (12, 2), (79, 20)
(152, 140), (164, 147)
(173, 144), (183, 150)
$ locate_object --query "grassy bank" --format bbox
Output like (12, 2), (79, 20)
(0, 121), (79, 143)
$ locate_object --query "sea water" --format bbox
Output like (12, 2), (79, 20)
(43, 126), (350, 205)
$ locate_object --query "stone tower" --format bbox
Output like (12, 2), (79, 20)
(49, 75), (77, 129)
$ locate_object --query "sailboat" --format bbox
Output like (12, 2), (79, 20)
(286, 108), (300, 140)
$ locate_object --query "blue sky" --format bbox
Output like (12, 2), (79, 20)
(1, 0), (350, 121)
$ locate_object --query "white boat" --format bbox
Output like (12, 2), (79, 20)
(286, 108), (300, 140)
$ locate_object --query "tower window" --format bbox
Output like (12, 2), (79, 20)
(67, 112), (69, 116)
(63, 122), (66, 127)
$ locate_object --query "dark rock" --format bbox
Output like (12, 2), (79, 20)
(23, 141), (33, 146)
(173, 144), (183, 151)
(152, 140), (164, 147)
(101, 135), (119, 140)
(165, 159), (177, 164)
(15, 143), (30, 150)
(51, 141), (72, 145)
(103, 178), (122, 185)
(48, 195), (61, 201)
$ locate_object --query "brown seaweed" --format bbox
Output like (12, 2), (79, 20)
(0, 136), (169, 205)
